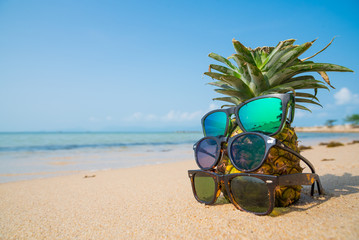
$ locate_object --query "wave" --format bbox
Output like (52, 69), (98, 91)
(2, 132), (358, 153)
(0, 140), (196, 153)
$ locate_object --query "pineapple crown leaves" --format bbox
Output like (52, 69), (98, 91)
(205, 37), (354, 111)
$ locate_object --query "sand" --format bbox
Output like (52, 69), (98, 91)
(1, 143), (359, 239)
(295, 124), (359, 133)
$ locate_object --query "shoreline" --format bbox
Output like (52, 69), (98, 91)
(1, 144), (359, 239)
(2, 134), (359, 184)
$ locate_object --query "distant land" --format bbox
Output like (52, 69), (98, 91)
(295, 125), (359, 133)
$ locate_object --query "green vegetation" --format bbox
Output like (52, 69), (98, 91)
(325, 119), (337, 128)
(344, 114), (359, 126)
(298, 145), (312, 151)
(319, 141), (344, 147)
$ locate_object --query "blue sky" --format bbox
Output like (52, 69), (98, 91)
(0, 0), (358, 132)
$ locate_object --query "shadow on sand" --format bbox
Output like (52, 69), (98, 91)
(271, 172), (359, 216)
(211, 173), (359, 217)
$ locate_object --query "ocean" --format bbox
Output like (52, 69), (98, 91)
(1, 131), (359, 183)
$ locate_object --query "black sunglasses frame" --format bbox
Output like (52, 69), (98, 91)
(201, 93), (295, 137)
(193, 132), (315, 173)
(188, 169), (324, 216)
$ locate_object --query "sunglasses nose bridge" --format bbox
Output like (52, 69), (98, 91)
(219, 136), (228, 143)
(227, 107), (236, 116)
(217, 175), (226, 188)
(219, 179), (225, 190)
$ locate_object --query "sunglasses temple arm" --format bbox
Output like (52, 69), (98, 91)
(275, 142), (324, 195)
(278, 173), (324, 196)
(276, 142), (316, 174)
(311, 175), (325, 196)
(315, 176), (325, 195)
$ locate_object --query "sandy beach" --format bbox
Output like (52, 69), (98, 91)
(1, 142), (359, 239)
(295, 125), (359, 133)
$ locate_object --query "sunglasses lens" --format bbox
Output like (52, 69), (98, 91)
(203, 111), (228, 136)
(230, 134), (266, 171)
(238, 97), (283, 135)
(196, 138), (219, 169)
(194, 172), (216, 202)
(230, 176), (270, 213)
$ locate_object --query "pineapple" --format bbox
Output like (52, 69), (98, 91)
(206, 38), (353, 207)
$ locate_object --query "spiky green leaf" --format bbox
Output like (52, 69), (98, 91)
(246, 62), (269, 95)
(228, 54), (251, 84)
(209, 64), (241, 78)
(208, 53), (236, 70)
(281, 75), (316, 84)
(214, 89), (251, 100)
(262, 42), (298, 71)
(260, 39), (296, 69)
(220, 104), (236, 108)
(263, 80), (330, 93)
(232, 39), (255, 65)
(270, 62), (353, 86)
(250, 47), (272, 68)
(266, 40), (315, 79)
(204, 72), (253, 96)
(294, 92), (319, 102)
(295, 104), (312, 112)
(207, 81), (233, 89)
(317, 71), (335, 88)
(301, 37), (335, 62)
(295, 97), (323, 107)
(260, 87), (295, 95)
(213, 97), (241, 105)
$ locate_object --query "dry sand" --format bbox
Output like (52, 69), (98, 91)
(1, 143), (359, 239)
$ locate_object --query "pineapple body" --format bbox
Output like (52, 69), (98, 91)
(207, 38), (352, 207)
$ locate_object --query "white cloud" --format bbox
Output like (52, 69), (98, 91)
(162, 110), (203, 122)
(124, 104), (217, 123)
(125, 112), (143, 121)
(334, 87), (359, 105)
(145, 114), (157, 121)
(89, 116), (113, 122)
(209, 103), (219, 111)
(89, 116), (99, 122)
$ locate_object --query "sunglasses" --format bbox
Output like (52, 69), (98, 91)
(188, 170), (324, 215)
(193, 132), (314, 173)
(201, 93), (295, 137)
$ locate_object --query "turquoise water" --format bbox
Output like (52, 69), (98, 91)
(1, 131), (359, 183)
(0, 132), (202, 152)
(0, 132), (202, 183)
(297, 132), (359, 145)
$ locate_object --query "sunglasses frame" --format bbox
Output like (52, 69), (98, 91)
(188, 169), (324, 215)
(201, 93), (295, 137)
(193, 132), (315, 173)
